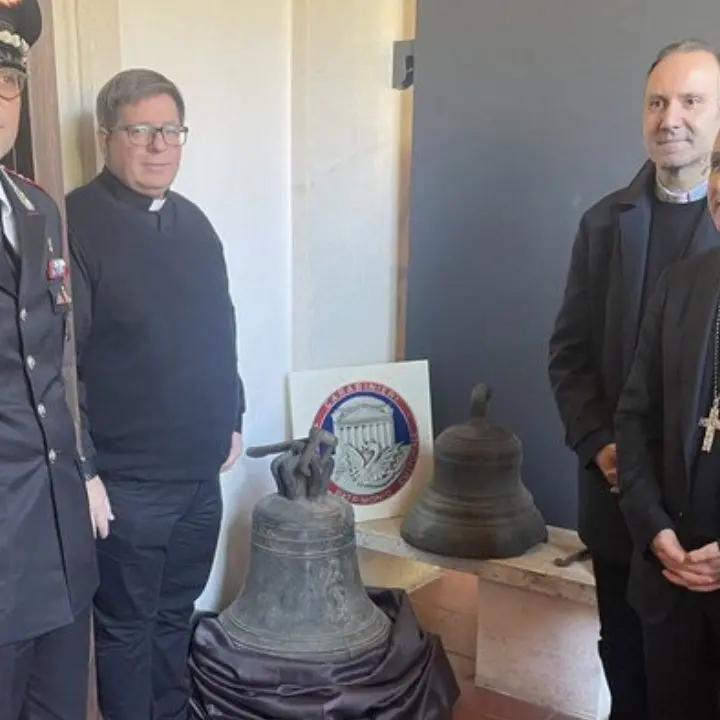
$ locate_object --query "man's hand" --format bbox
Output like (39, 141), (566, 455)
(86, 475), (114, 540)
(681, 541), (720, 592)
(652, 528), (687, 571)
(220, 432), (243, 474)
(595, 443), (618, 488)
(652, 530), (720, 593)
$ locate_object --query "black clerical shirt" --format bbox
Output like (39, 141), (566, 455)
(639, 196), (706, 319)
(66, 168), (245, 482)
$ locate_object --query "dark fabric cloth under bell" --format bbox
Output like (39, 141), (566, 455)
(188, 587), (460, 720)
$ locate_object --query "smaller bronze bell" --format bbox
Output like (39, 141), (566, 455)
(400, 383), (548, 559)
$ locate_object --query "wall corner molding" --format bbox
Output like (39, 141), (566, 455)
(51, 0), (122, 191)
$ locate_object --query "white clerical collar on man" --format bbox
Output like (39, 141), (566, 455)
(149, 198), (166, 212)
(655, 176), (708, 204)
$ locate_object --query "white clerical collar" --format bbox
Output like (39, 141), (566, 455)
(655, 176), (708, 204)
(149, 198), (166, 212)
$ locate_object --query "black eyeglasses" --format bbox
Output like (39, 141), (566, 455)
(0, 70), (26, 101)
(109, 123), (189, 147)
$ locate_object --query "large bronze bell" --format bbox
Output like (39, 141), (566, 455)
(218, 427), (391, 662)
(400, 383), (548, 559)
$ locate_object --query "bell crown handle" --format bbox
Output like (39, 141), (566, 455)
(247, 427), (339, 500)
(469, 383), (491, 423)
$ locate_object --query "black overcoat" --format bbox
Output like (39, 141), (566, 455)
(549, 162), (720, 562)
(616, 247), (720, 621)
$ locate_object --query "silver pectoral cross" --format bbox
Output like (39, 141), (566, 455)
(700, 401), (720, 453)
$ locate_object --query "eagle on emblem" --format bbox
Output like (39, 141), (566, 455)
(335, 440), (411, 490)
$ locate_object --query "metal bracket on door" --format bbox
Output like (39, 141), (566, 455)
(392, 39), (415, 90)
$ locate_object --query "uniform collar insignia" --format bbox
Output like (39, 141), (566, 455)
(0, 166), (35, 211)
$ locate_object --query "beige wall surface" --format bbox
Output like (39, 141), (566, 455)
(291, 0), (411, 370)
(51, 0), (413, 611)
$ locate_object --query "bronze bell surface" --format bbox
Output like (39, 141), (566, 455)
(218, 427), (391, 662)
(400, 383), (548, 559)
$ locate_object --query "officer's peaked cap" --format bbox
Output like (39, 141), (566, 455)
(0, 0), (41, 73)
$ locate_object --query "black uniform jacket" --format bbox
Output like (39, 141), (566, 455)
(616, 248), (720, 621)
(0, 167), (97, 645)
(548, 162), (720, 562)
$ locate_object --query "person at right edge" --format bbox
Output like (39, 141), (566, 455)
(548, 39), (720, 719)
(614, 121), (720, 718)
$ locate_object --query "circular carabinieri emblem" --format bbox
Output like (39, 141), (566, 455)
(313, 381), (420, 505)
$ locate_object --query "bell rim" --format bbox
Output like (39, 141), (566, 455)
(217, 606), (391, 662)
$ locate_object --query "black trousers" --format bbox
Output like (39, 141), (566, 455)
(94, 477), (222, 720)
(591, 555), (648, 720)
(0, 607), (91, 720)
(643, 588), (720, 720)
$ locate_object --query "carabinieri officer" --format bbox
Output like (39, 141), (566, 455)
(0, 2), (98, 719)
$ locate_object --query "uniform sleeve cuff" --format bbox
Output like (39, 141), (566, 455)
(77, 454), (98, 481)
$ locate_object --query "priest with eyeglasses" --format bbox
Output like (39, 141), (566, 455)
(66, 68), (246, 720)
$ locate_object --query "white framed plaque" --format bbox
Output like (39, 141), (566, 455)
(288, 360), (434, 522)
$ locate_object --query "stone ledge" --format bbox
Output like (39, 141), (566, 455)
(355, 517), (596, 606)
(357, 549), (443, 593)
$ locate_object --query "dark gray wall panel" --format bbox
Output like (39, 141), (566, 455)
(406, 0), (719, 527)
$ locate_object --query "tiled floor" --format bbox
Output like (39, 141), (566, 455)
(409, 570), (579, 720)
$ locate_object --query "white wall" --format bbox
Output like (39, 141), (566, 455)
(118, 0), (293, 610)
(291, 0), (406, 370)
(53, 0), (408, 611)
